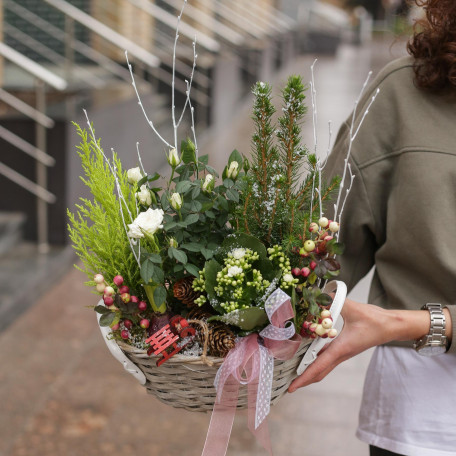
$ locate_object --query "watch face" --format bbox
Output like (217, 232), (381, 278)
(418, 345), (446, 357)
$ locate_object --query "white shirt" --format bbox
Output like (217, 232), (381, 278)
(357, 346), (456, 456)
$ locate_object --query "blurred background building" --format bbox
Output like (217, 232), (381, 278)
(0, 1), (417, 455)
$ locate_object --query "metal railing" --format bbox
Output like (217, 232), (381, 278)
(0, 42), (65, 252)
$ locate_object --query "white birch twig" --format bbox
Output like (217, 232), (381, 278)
(333, 71), (375, 223)
(125, 52), (172, 149)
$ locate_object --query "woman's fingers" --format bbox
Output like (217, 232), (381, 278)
(288, 340), (345, 391)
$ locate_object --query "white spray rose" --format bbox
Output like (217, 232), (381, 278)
(202, 174), (214, 192)
(127, 208), (164, 239)
(127, 167), (142, 184)
(283, 273), (294, 283)
(232, 248), (246, 260)
(136, 184), (152, 206)
(227, 266), (243, 277)
(170, 192), (183, 210)
(167, 148), (181, 168)
(226, 161), (239, 179)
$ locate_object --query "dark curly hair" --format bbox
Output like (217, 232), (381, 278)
(407, 0), (456, 91)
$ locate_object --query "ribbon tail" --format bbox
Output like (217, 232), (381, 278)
(248, 381), (273, 455)
(202, 379), (240, 456)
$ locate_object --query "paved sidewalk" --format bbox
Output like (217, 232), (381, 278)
(0, 38), (407, 456)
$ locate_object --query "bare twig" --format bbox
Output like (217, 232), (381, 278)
(125, 52), (172, 149)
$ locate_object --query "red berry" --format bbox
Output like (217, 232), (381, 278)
(121, 330), (129, 340)
(130, 295), (139, 303)
(310, 260), (317, 270)
(121, 293), (131, 303)
(113, 275), (124, 286)
(301, 267), (311, 277)
(138, 301), (147, 312)
(140, 319), (150, 329)
(123, 319), (133, 329)
(103, 296), (114, 306)
(292, 267), (301, 276)
(111, 323), (120, 331)
(119, 285), (130, 294)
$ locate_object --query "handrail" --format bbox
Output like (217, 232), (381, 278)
(157, 0), (245, 46)
(127, 0), (220, 53)
(0, 162), (56, 204)
(0, 42), (67, 90)
(43, 0), (161, 68)
(3, 23), (105, 89)
(0, 88), (55, 128)
(4, 0), (144, 86)
(209, 2), (265, 39)
(0, 125), (56, 167)
(5, 0), (210, 91)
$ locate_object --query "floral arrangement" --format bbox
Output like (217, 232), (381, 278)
(68, 2), (378, 374)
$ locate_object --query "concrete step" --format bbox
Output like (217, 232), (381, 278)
(0, 211), (26, 256)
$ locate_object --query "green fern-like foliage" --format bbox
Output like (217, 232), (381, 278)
(236, 76), (340, 262)
(67, 123), (142, 292)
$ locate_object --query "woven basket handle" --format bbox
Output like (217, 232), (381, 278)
(96, 301), (147, 385)
(296, 280), (347, 376)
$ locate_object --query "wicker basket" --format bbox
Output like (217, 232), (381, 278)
(116, 339), (312, 412)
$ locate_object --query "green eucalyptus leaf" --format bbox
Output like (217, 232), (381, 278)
(208, 307), (268, 331)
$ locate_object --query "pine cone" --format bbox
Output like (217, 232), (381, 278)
(207, 322), (236, 357)
(187, 305), (213, 321)
(173, 277), (200, 307)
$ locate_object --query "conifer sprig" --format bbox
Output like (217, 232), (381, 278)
(67, 124), (141, 290)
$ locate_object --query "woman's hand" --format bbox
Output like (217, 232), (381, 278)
(288, 298), (441, 392)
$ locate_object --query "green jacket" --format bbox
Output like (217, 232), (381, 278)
(325, 56), (456, 354)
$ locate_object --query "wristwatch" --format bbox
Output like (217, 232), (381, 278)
(414, 303), (448, 356)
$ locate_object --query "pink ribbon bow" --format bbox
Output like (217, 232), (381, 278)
(202, 288), (302, 456)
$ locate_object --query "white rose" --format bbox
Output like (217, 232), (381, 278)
(167, 148), (181, 168)
(226, 161), (239, 179)
(136, 184), (152, 206)
(127, 167), (142, 184)
(170, 192), (183, 210)
(127, 208), (164, 239)
(202, 174), (214, 192)
(227, 266), (243, 277)
(232, 248), (246, 260)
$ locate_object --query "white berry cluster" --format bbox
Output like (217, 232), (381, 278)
(301, 309), (338, 340)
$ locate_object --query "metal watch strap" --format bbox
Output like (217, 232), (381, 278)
(414, 303), (447, 350)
